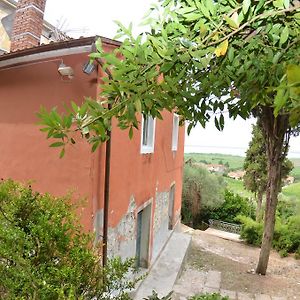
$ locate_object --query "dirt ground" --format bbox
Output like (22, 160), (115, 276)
(181, 227), (300, 299)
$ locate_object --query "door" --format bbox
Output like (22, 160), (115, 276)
(136, 204), (151, 268)
(168, 184), (175, 230)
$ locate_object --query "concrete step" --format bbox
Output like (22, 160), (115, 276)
(133, 231), (192, 300)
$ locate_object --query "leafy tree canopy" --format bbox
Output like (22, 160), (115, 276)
(39, 0), (300, 154)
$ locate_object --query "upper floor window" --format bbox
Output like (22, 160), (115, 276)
(141, 115), (156, 154)
(172, 114), (179, 151)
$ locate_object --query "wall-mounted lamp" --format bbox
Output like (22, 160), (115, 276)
(83, 61), (96, 75)
(58, 62), (74, 79)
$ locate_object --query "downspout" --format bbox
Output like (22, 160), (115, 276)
(94, 56), (114, 267)
(102, 120), (111, 267)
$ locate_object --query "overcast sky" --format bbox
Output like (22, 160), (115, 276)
(44, 0), (300, 157)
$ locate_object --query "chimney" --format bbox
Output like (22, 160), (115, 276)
(10, 0), (47, 52)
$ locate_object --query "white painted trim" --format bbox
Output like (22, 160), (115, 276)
(12, 31), (40, 41)
(140, 115), (156, 154)
(171, 113), (179, 151)
(0, 45), (92, 68)
(17, 4), (44, 15)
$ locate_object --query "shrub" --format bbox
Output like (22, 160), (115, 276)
(237, 214), (300, 257)
(272, 216), (300, 257)
(209, 190), (255, 223)
(236, 215), (263, 246)
(189, 293), (229, 300)
(0, 179), (138, 299)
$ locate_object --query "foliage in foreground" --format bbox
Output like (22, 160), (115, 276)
(143, 290), (172, 300)
(188, 293), (229, 300)
(0, 179), (138, 299)
(237, 215), (300, 258)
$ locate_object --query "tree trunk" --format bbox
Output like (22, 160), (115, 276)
(255, 107), (289, 275)
(256, 190), (263, 222)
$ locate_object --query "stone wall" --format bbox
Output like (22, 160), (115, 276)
(152, 191), (172, 263)
(94, 190), (179, 266)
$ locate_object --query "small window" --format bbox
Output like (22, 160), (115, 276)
(141, 115), (155, 153)
(172, 114), (179, 151)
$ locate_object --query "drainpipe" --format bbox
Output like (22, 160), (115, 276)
(102, 121), (111, 267)
(94, 56), (114, 267)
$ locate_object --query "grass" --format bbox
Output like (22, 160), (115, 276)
(223, 177), (254, 199)
(282, 182), (300, 199)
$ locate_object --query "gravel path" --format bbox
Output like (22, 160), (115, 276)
(172, 227), (300, 300)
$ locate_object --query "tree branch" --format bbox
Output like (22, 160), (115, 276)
(208, 3), (300, 47)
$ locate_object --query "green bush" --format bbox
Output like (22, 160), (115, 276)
(272, 216), (300, 257)
(209, 190), (255, 223)
(236, 215), (263, 246)
(188, 293), (229, 300)
(237, 214), (300, 258)
(0, 179), (138, 299)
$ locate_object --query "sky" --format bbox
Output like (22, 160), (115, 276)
(44, 0), (300, 157)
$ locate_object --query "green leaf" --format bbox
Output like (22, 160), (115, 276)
(129, 126), (133, 139)
(279, 26), (289, 45)
(59, 148), (65, 159)
(160, 62), (174, 73)
(219, 114), (225, 130)
(214, 116), (221, 131)
(135, 99), (142, 113)
(274, 84), (289, 116)
(199, 4), (210, 18)
(205, 0), (215, 15)
(95, 38), (103, 53)
(92, 141), (100, 152)
(228, 47), (234, 62)
(273, 0), (284, 8)
(50, 142), (64, 148)
(287, 64), (300, 99)
(224, 16), (239, 29)
(243, 0), (251, 15)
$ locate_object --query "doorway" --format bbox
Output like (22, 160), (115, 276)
(136, 204), (152, 268)
(168, 184), (175, 230)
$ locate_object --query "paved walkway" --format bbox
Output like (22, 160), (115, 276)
(172, 269), (288, 300)
(204, 228), (241, 243)
(133, 231), (192, 299)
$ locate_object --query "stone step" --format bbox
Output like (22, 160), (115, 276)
(205, 270), (221, 289)
(133, 231), (192, 300)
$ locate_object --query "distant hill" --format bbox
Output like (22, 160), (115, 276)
(184, 152), (300, 183)
(184, 153), (245, 171)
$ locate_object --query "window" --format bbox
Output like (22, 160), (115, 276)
(172, 114), (179, 151)
(141, 115), (155, 153)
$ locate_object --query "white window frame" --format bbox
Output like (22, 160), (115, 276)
(172, 114), (179, 151)
(141, 115), (156, 154)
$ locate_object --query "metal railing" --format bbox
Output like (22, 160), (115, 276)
(208, 219), (241, 234)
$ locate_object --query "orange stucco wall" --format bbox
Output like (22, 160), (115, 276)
(0, 52), (99, 230)
(0, 44), (185, 262)
(109, 114), (184, 226)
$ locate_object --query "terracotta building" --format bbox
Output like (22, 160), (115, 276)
(0, 0), (184, 267)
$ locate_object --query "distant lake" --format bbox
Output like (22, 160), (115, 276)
(184, 145), (300, 158)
